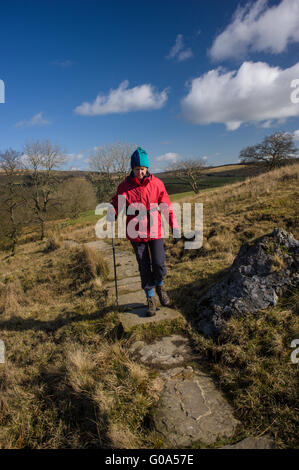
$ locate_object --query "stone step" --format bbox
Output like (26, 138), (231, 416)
(118, 290), (183, 331)
(114, 265), (139, 279)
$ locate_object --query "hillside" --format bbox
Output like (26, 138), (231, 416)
(0, 163), (298, 448)
(158, 163), (267, 195)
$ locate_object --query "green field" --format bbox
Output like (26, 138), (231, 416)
(161, 175), (245, 195)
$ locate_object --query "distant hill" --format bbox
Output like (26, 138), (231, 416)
(0, 163), (272, 196)
(157, 163), (267, 195)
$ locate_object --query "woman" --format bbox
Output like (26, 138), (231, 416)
(108, 147), (179, 316)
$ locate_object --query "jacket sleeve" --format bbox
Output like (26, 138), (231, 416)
(158, 182), (179, 230)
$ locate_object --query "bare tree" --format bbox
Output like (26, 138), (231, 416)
(239, 132), (298, 170)
(0, 148), (26, 255)
(22, 139), (67, 239)
(58, 177), (98, 219)
(167, 159), (207, 194)
(88, 142), (135, 201)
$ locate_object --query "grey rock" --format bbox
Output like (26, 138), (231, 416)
(152, 368), (240, 447)
(196, 228), (299, 337)
(130, 335), (194, 368)
(160, 367), (185, 379)
(221, 436), (275, 449)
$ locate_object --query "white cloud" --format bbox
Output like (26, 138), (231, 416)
(260, 120), (274, 128)
(15, 112), (51, 128)
(167, 34), (193, 62)
(66, 152), (85, 162)
(156, 152), (180, 163)
(151, 167), (163, 173)
(177, 49), (193, 62)
(181, 60), (299, 130)
(293, 130), (299, 140)
(52, 59), (73, 68)
(167, 34), (184, 58)
(210, 0), (299, 61)
(74, 80), (168, 116)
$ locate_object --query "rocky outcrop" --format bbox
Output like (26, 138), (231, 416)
(196, 228), (299, 337)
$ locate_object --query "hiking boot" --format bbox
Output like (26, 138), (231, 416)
(156, 286), (171, 306)
(146, 296), (157, 317)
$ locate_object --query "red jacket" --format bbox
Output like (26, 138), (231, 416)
(110, 171), (178, 242)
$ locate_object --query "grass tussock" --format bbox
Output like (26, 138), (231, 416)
(0, 279), (28, 318)
(43, 231), (62, 252)
(61, 245), (109, 290)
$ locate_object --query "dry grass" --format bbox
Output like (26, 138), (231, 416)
(163, 163), (299, 448)
(204, 164), (243, 173)
(187, 294), (299, 448)
(61, 225), (97, 243)
(0, 239), (157, 448)
(0, 279), (28, 318)
(0, 162), (298, 448)
(270, 253), (287, 272)
(166, 163), (299, 266)
(107, 423), (139, 449)
(60, 245), (109, 291)
(43, 230), (62, 252)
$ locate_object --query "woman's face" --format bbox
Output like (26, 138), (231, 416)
(133, 166), (147, 179)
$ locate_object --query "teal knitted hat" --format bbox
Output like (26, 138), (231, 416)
(131, 147), (149, 169)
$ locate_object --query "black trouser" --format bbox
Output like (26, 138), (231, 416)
(131, 238), (167, 296)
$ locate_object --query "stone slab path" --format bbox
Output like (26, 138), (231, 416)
(63, 234), (275, 449)
(221, 436), (275, 449)
(129, 335), (240, 447)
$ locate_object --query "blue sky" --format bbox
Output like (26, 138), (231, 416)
(1, 0), (299, 172)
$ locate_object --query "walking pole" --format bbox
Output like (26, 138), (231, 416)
(112, 234), (119, 308)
